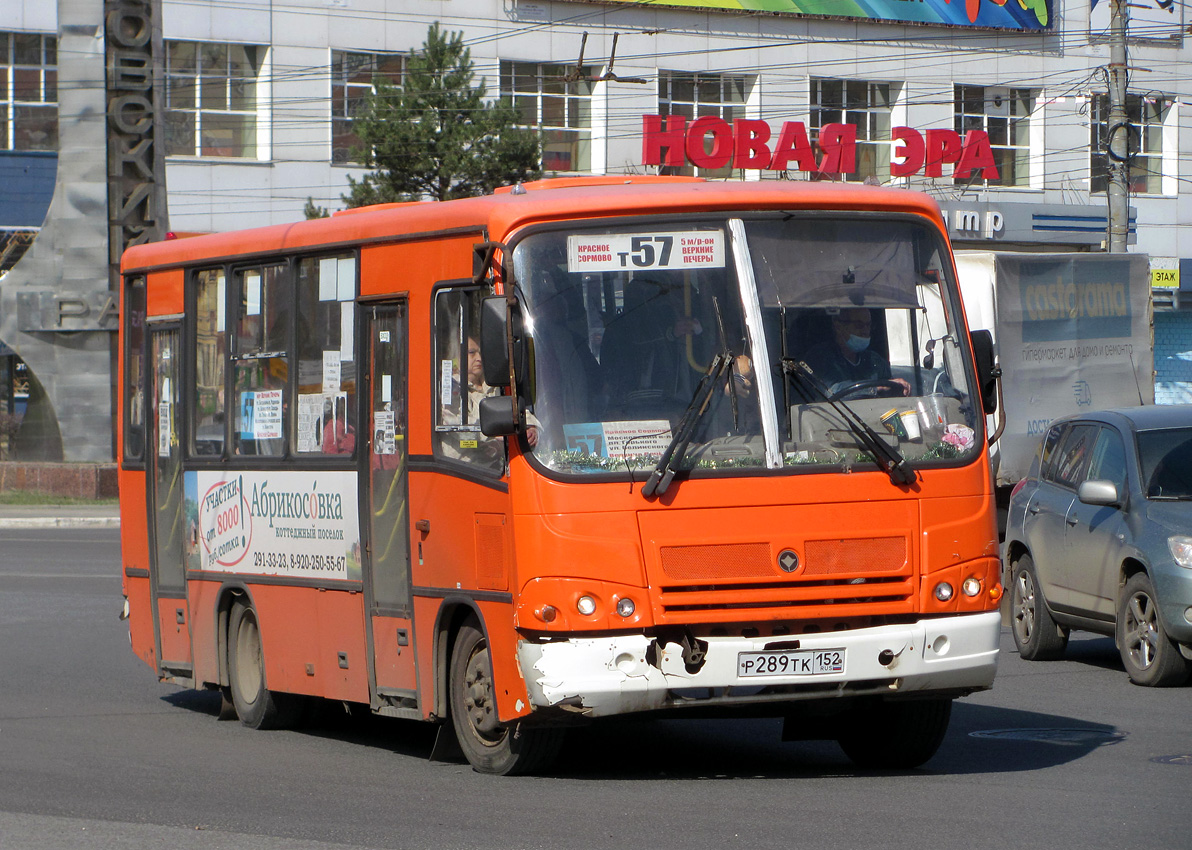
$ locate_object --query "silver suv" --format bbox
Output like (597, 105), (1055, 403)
(1003, 405), (1192, 686)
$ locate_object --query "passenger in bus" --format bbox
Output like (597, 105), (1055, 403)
(600, 278), (703, 419)
(799, 308), (908, 398)
(322, 396), (355, 454)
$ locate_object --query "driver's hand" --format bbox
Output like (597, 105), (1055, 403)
(893, 378), (911, 396)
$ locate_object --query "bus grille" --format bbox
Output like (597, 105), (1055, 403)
(654, 537), (913, 623)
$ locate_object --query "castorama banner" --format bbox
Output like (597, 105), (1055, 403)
(586, 0), (1049, 30)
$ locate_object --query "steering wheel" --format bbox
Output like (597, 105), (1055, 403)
(828, 378), (906, 401)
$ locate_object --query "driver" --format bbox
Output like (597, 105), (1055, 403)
(801, 308), (907, 396)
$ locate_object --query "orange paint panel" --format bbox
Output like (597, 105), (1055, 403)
(250, 585), (367, 701)
(474, 599), (530, 722)
(412, 595), (442, 719)
(123, 575), (155, 669)
(145, 268), (184, 317)
(919, 493), (1000, 576)
(186, 580), (223, 686)
(513, 510), (646, 589)
(407, 472), (512, 593)
(371, 614), (417, 694)
(155, 596), (193, 668)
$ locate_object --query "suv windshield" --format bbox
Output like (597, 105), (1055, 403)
(513, 213), (981, 479)
(1139, 427), (1192, 499)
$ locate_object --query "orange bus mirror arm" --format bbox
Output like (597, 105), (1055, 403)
(988, 364), (1005, 446)
(472, 241), (507, 285)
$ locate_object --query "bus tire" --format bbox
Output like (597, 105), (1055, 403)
(227, 600), (304, 730)
(836, 698), (952, 769)
(448, 621), (563, 775)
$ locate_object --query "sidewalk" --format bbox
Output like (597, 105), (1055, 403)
(0, 502), (121, 529)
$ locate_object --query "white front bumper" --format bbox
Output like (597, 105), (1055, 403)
(517, 611), (1001, 718)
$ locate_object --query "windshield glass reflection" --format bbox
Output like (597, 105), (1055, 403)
(513, 214), (982, 478)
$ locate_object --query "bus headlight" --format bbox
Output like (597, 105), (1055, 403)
(961, 577), (982, 597)
(934, 582), (954, 602)
(615, 597), (636, 618)
(576, 595), (597, 616)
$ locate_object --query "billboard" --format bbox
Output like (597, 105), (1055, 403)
(581, 0), (1049, 30)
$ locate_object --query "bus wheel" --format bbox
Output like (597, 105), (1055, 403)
(836, 698), (952, 770)
(227, 600), (304, 730)
(448, 621), (563, 775)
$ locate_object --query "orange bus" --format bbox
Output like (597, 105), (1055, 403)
(118, 177), (1003, 775)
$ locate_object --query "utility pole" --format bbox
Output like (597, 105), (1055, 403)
(1106, 0), (1130, 252)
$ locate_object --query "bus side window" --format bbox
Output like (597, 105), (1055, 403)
(191, 268), (227, 457)
(232, 264), (288, 457)
(433, 287), (502, 471)
(295, 255), (357, 456)
(123, 275), (147, 462)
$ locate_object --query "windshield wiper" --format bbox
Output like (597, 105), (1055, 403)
(641, 352), (732, 498)
(781, 358), (916, 486)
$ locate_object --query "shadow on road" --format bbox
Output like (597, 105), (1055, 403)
(163, 687), (1121, 780)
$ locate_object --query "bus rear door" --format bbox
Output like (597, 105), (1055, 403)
(147, 323), (193, 680)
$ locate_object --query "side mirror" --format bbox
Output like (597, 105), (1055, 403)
(970, 329), (998, 415)
(1078, 479), (1121, 508)
(478, 394), (518, 438)
(480, 295), (527, 389)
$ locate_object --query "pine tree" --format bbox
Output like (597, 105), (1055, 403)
(342, 24), (542, 206)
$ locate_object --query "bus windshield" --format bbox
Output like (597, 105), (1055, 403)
(513, 213), (981, 479)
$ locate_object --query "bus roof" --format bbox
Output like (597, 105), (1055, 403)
(121, 178), (945, 273)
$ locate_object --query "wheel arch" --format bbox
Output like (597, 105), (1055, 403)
(214, 582), (256, 689)
(431, 596), (487, 722)
(1118, 556), (1148, 592)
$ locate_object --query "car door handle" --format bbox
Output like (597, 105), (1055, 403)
(1028, 502), (1040, 515)
(1066, 514), (1078, 526)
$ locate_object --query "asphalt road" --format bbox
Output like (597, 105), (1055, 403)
(1, 528), (1189, 850)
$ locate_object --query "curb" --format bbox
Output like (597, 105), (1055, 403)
(0, 517), (121, 529)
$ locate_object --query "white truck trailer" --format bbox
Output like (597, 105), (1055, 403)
(954, 251), (1154, 487)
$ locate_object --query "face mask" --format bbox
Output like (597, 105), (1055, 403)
(845, 334), (870, 353)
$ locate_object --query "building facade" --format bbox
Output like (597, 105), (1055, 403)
(1, 0), (1190, 461)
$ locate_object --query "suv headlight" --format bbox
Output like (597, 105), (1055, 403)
(1168, 535), (1192, 568)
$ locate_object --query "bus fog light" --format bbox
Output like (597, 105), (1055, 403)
(934, 582), (954, 602)
(576, 595), (597, 616)
(615, 597), (635, 618)
(538, 605), (557, 623)
(962, 578), (981, 597)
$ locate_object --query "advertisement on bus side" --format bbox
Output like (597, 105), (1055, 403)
(183, 470), (361, 580)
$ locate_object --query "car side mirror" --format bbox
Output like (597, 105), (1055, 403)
(970, 329), (998, 415)
(480, 295), (527, 389)
(1078, 479), (1121, 508)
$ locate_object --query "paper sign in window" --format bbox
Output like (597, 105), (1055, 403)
(323, 351), (341, 395)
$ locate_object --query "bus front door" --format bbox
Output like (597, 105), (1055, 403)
(147, 325), (193, 680)
(362, 303), (417, 710)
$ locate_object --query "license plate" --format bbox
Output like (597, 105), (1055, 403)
(737, 649), (845, 677)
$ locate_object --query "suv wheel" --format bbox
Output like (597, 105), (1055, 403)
(1117, 573), (1190, 687)
(1010, 554), (1069, 661)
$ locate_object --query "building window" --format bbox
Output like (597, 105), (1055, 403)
(810, 79), (896, 184)
(1090, 93), (1170, 195)
(331, 50), (405, 165)
(1, 31), (57, 151)
(953, 85), (1033, 188)
(165, 41), (263, 158)
(658, 71), (752, 179)
(500, 61), (593, 173)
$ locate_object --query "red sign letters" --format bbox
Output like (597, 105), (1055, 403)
(641, 115), (999, 180)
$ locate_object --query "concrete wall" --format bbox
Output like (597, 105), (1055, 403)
(0, 0), (112, 462)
